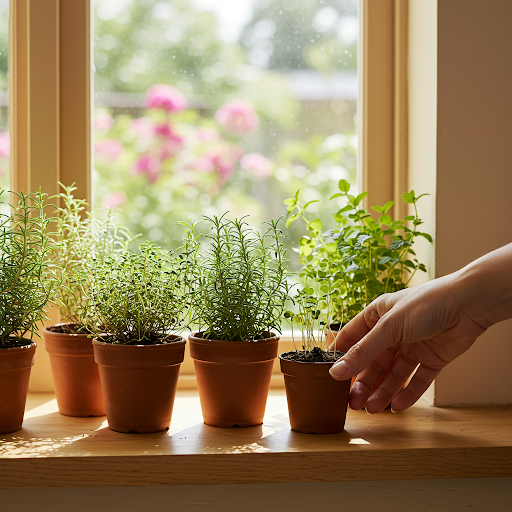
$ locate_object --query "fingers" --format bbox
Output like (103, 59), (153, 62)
(364, 353), (419, 414)
(329, 315), (402, 380)
(348, 347), (398, 410)
(390, 365), (441, 412)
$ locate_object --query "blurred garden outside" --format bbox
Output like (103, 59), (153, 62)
(93, 0), (359, 265)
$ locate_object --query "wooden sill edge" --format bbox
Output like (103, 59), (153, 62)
(2, 446), (512, 488)
(1, 392), (512, 489)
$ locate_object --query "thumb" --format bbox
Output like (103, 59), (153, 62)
(329, 316), (400, 380)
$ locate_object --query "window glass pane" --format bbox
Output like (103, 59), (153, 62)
(93, 0), (358, 259)
(0, 0), (8, 192)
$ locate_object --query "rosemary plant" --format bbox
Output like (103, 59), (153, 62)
(0, 190), (59, 347)
(51, 183), (132, 333)
(184, 215), (290, 341)
(286, 181), (432, 326)
(85, 241), (190, 344)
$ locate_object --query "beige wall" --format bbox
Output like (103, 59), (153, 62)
(409, 0), (512, 405)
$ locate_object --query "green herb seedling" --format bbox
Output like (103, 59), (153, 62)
(0, 190), (59, 347)
(285, 180), (432, 327)
(51, 183), (134, 333)
(183, 214), (291, 341)
(85, 241), (191, 344)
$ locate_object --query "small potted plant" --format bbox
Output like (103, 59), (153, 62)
(0, 190), (58, 434)
(285, 181), (431, 344)
(43, 184), (132, 417)
(87, 241), (190, 433)
(186, 215), (290, 428)
(280, 285), (350, 434)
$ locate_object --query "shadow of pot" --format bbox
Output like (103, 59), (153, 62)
(280, 352), (351, 434)
(93, 335), (186, 434)
(0, 341), (36, 434)
(44, 325), (105, 417)
(189, 332), (278, 428)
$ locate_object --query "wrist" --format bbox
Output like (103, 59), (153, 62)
(453, 248), (512, 327)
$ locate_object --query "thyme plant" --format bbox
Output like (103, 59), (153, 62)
(51, 184), (132, 332)
(0, 191), (59, 347)
(184, 215), (290, 341)
(85, 241), (190, 344)
(286, 180), (432, 326)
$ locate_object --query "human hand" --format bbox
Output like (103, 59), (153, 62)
(328, 273), (491, 413)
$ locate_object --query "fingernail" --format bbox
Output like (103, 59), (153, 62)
(391, 408), (397, 413)
(329, 360), (348, 380)
(365, 407), (373, 415)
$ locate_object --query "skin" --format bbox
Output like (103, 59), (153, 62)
(329, 243), (512, 414)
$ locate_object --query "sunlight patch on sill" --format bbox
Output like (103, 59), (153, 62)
(349, 438), (370, 445)
(0, 434), (87, 457)
(95, 419), (109, 431)
(24, 399), (59, 420)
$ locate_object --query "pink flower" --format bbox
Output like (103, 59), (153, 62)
(196, 127), (220, 142)
(240, 153), (273, 179)
(154, 124), (184, 159)
(201, 143), (244, 180)
(133, 155), (161, 183)
(94, 113), (114, 131)
(0, 132), (9, 158)
(94, 139), (123, 162)
(130, 117), (155, 139)
(145, 84), (188, 112)
(191, 156), (215, 173)
(215, 100), (259, 135)
(102, 191), (127, 209)
(154, 124), (174, 138)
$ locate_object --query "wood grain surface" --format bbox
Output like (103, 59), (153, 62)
(1, 392), (511, 488)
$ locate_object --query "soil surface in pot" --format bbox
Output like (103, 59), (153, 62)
(196, 331), (269, 341)
(0, 337), (34, 349)
(47, 324), (91, 335)
(99, 334), (181, 346)
(280, 347), (344, 363)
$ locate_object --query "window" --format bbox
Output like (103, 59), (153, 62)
(92, 0), (358, 260)
(9, 0), (405, 394)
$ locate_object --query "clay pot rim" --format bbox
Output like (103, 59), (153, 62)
(43, 324), (91, 338)
(92, 334), (186, 348)
(278, 351), (339, 366)
(0, 340), (37, 352)
(189, 331), (279, 345)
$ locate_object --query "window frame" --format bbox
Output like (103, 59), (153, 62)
(9, 0), (406, 392)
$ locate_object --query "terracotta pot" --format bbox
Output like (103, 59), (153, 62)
(44, 325), (105, 417)
(93, 336), (186, 433)
(280, 352), (351, 434)
(189, 332), (279, 427)
(0, 341), (36, 434)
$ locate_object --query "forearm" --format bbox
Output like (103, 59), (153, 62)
(453, 243), (512, 327)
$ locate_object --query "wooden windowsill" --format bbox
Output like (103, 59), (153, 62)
(1, 391), (512, 488)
